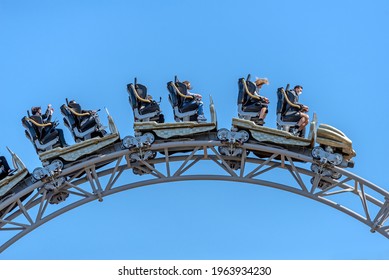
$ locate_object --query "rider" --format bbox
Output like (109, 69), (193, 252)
(182, 80), (207, 122)
(0, 155), (15, 180)
(126, 82), (164, 123)
(251, 78), (270, 125)
(31, 105), (69, 147)
(67, 100), (106, 136)
(283, 85), (309, 136)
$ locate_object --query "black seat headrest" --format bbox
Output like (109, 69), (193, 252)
(69, 103), (82, 114)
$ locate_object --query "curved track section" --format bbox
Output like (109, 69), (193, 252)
(1, 140), (388, 252)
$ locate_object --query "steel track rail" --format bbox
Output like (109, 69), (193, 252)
(0, 140), (388, 253)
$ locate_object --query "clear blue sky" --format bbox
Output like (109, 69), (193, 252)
(1, 0), (388, 259)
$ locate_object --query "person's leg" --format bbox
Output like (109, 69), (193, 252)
(303, 114), (309, 127)
(197, 102), (204, 115)
(56, 129), (69, 147)
(0, 157), (8, 180)
(259, 106), (268, 120)
(254, 107), (267, 125)
(0, 156), (11, 172)
(92, 114), (108, 135)
(93, 114), (102, 127)
(282, 111), (300, 123)
(196, 102), (207, 122)
(298, 113), (309, 131)
(0, 156), (15, 177)
(0, 169), (6, 180)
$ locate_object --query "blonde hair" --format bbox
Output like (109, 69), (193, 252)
(255, 78), (269, 87)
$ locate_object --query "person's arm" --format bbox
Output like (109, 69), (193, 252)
(42, 104), (54, 122)
(293, 94), (308, 112)
(81, 109), (94, 114)
(299, 104), (309, 112)
(189, 91), (202, 99)
(261, 96), (270, 104)
(38, 112), (50, 124)
(283, 90), (302, 111)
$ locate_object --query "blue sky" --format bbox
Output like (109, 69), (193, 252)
(0, 0), (389, 259)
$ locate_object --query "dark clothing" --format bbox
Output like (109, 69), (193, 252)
(282, 89), (307, 124)
(68, 103), (92, 116)
(284, 89), (302, 114)
(68, 102), (106, 137)
(139, 101), (160, 115)
(34, 108), (54, 140)
(33, 111), (68, 147)
(183, 91), (204, 115)
(68, 103), (96, 131)
(0, 156), (11, 180)
(243, 88), (269, 113)
(56, 128), (68, 147)
(40, 107), (53, 125)
(243, 98), (268, 113)
(282, 110), (301, 122)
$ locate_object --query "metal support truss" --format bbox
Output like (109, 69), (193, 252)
(0, 140), (388, 253)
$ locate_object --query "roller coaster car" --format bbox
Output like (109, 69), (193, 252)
(131, 95), (217, 140)
(127, 79), (164, 123)
(41, 114), (120, 166)
(123, 77), (217, 145)
(230, 114), (356, 168)
(60, 101), (107, 142)
(232, 115), (316, 149)
(0, 148), (32, 213)
(23, 112), (120, 167)
(237, 77), (268, 124)
(275, 86), (356, 164)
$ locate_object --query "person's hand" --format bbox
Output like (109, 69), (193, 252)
(301, 105), (309, 112)
(194, 94), (202, 101)
(47, 104), (54, 115)
(263, 97), (270, 104)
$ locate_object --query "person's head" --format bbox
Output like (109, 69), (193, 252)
(68, 100), (77, 107)
(294, 85), (303, 94)
(182, 80), (192, 90)
(31, 106), (41, 115)
(255, 78), (269, 88)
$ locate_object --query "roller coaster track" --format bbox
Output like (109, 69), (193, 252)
(0, 139), (389, 253)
